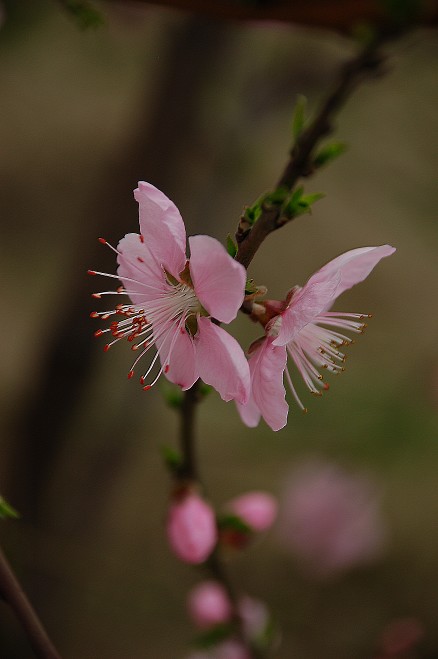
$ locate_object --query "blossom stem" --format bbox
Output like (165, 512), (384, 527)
(179, 380), (201, 481)
(0, 545), (61, 659)
(235, 33), (389, 269)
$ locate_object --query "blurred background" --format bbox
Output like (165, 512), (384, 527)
(0, 1), (437, 657)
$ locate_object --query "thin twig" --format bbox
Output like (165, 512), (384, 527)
(0, 545), (61, 659)
(235, 34), (388, 270)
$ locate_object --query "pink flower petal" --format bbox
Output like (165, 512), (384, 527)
(134, 182), (186, 278)
(167, 493), (217, 564)
(236, 388), (261, 428)
(247, 338), (288, 431)
(274, 244), (395, 346)
(155, 324), (198, 391)
(187, 581), (232, 629)
(228, 491), (278, 532)
(273, 277), (340, 346)
(307, 244), (396, 301)
(116, 233), (167, 305)
(194, 317), (250, 404)
(189, 235), (246, 323)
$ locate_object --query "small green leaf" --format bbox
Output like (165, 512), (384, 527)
(198, 381), (213, 398)
(226, 234), (237, 258)
(160, 445), (183, 472)
(300, 192), (325, 206)
(245, 278), (258, 295)
(193, 623), (234, 649)
(292, 95), (307, 142)
(62, 0), (105, 29)
(263, 187), (288, 207)
(0, 496), (19, 520)
(160, 380), (184, 409)
(217, 514), (252, 534)
(283, 189), (324, 218)
(314, 141), (347, 168)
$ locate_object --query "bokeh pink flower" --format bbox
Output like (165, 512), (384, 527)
(187, 581), (232, 629)
(237, 245), (395, 430)
(167, 492), (217, 564)
(227, 491), (277, 533)
(91, 182), (249, 403)
(277, 460), (388, 577)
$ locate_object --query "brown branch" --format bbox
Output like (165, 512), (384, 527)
(235, 34), (388, 270)
(115, 0), (438, 33)
(0, 545), (61, 659)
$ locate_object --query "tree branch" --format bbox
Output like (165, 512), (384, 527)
(0, 545), (61, 659)
(235, 34), (388, 270)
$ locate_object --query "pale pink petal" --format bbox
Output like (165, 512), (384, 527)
(236, 387), (261, 428)
(307, 245), (396, 300)
(167, 493), (217, 564)
(134, 182), (186, 278)
(194, 317), (250, 404)
(189, 235), (246, 323)
(155, 324), (198, 390)
(248, 339), (288, 431)
(273, 245), (395, 346)
(187, 581), (232, 629)
(116, 232), (166, 304)
(228, 492), (278, 532)
(273, 277), (339, 346)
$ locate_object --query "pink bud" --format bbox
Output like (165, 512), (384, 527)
(187, 581), (232, 629)
(238, 596), (269, 640)
(167, 493), (217, 564)
(228, 491), (278, 532)
(215, 640), (251, 659)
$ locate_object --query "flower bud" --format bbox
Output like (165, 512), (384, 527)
(228, 491), (277, 532)
(187, 581), (232, 629)
(167, 492), (217, 564)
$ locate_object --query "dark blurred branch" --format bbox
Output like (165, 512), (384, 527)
(235, 33), (389, 269)
(0, 546), (61, 659)
(113, 0), (438, 32)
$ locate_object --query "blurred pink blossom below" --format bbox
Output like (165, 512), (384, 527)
(167, 492), (217, 564)
(227, 491), (278, 532)
(277, 459), (388, 577)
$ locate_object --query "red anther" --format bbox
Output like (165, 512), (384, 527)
(139, 376), (145, 385)
(92, 293), (101, 299)
(137, 257), (144, 263)
(143, 385), (152, 391)
(103, 344), (110, 352)
(117, 286), (123, 293)
(164, 365), (169, 374)
(128, 335), (134, 342)
(94, 329), (103, 337)
(87, 270), (97, 275)
(90, 311), (98, 318)
(323, 382), (330, 390)
(139, 234), (144, 243)
(102, 314), (110, 320)
(110, 321), (118, 328)
(127, 370), (134, 379)
(98, 237), (106, 244)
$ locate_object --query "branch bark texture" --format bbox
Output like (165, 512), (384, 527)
(0, 546), (61, 659)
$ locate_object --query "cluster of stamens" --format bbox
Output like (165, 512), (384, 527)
(89, 237), (200, 390)
(285, 310), (371, 411)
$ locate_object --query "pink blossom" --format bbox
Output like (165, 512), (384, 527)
(277, 460), (388, 577)
(227, 491), (277, 532)
(167, 492), (217, 564)
(237, 245), (395, 430)
(238, 596), (269, 640)
(187, 581), (232, 629)
(90, 182), (249, 403)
